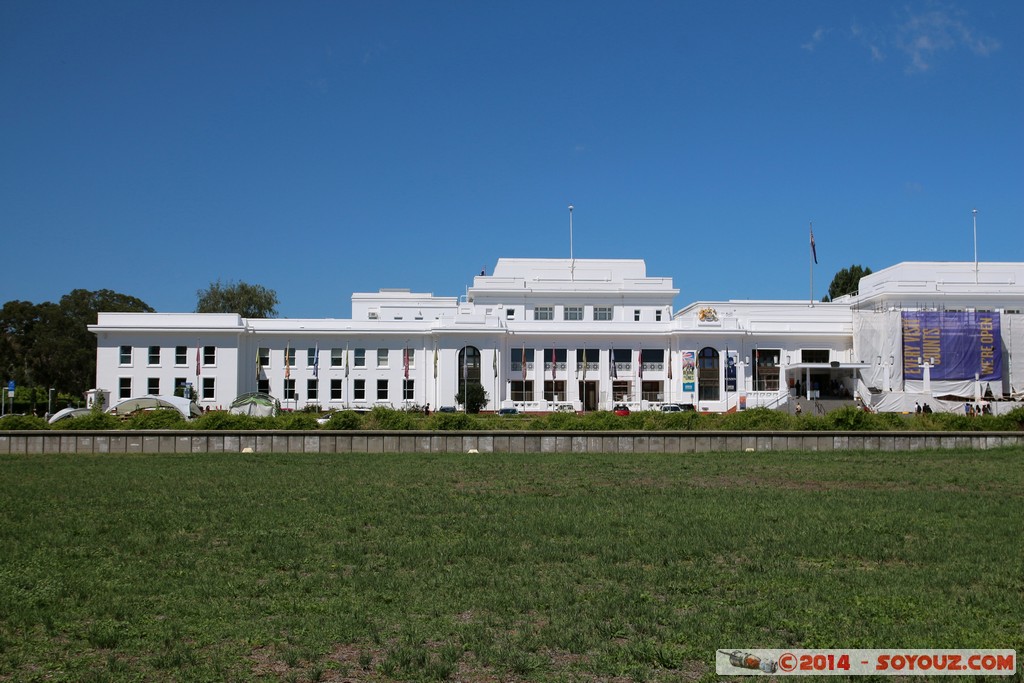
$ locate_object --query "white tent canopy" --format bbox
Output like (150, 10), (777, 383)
(107, 395), (203, 420)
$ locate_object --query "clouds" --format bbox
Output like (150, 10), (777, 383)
(804, 3), (1001, 74)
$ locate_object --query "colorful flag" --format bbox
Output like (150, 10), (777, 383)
(403, 347), (409, 380)
(256, 348), (262, 382)
(810, 224), (818, 264)
(284, 342), (291, 380)
(196, 344), (201, 376)
(433, 344), (438, 379)
(521, 344), (527, 382)
(345, 345), (350, 378)
(312, 343), (319, 378)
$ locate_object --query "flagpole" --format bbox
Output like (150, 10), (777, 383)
(809, 221), (814, 307)
(568, 204), (575, 281)
(973, 208), (978, 284)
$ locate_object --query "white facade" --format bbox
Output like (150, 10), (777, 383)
(90, 258), (1024, 413)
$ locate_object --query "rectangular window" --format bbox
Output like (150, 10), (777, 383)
(307, 378), (318, 401)
(511, 380), (533, 402)
(511, 347), (534, 373)
(174, 378), (186, 397)
(307, 347), (317, 367)
(353, 379), (365, 400)
(330, 379), (342, 400)
(203, 346), (216, 366)
(377, 348), (389, 368)
(564, 306), (583, 321)
(376, 379), (388, 400)
(594, 306), (613, 321)
(148, 346), (160, 365)
(641, 380), (662, 402)
(331, 348), (344, 367)
(612, 348), (632, 374)
(543, 380), (566, 402)
(634, 309), (641, 322)
(258, 347), (270, 367)
(175, 346), (187, 365)
(119, 346), (132, 365)
(283, 379), (296, 400)
(257, 378), (270, 394)
(119, 377), (131, 399)
(354, 348), (366, 367)
(801, 349), (830, 363)
(403, 379), (414, 401)
(655, 310), (662, 321)
(534, 306), (553, 321)
(148, 377), (160, 395)
(612, 380), (630, 402)
(754, 349), (781, 392)
(202, 377), (215, 399)
(506, 308), (515, 320)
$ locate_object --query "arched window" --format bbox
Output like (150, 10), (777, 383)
(458, 346), (481, 398)
(698, 347), (720, 401)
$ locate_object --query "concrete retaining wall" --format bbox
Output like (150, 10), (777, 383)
(1, 430), (1022, 454)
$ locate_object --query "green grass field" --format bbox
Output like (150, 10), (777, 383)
(0, 450), (1021, 682)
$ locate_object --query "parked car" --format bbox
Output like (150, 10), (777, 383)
(497, 407), (519, 416)
(553, 403), (575, 413)
(437, 406), (458, 413)
(660, 403), (695, 413)
(613, 404), (630, 416)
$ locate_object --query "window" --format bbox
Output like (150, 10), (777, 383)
(330, 379), (342, 400)
(307, 379), (318, 401)
(284, 347), (295, 368)
(119, 377), (131, 399)
(307, 347), (317, 367)
(354, 348), (366, 367)
(594, 306), (613, 321)
(403, 347), (415, 370)
(203, 346), (216, 365)
(377, 348), (389, 368)
(353, 379), (365, 400)
(148, 346), (160, 365)
(641, 381), (662, 402)
(175, 346), (187, 365)
(506, 308), (516, 320)
(202, 377), (215, 399)
(457, 346), (482, 399)
(331, 348), (344, 367)
(257, 378), (269, 394)
(801, 349), (830, 363)
(376, 379), (388, 400)
(283, 379), (296, 400)
(258, 347), (270, 367)
(564, 306), (583, 321)
(634, 310), (641, 322)
(611, 348), (632, 375)
(403, 380), (415, 401)
(511, 347), (534, 374)
(511, 381), (533, 402)
(655, 310), (662, 322)
(174, 378), (186, 397)
(753, 349), (781, 392)
(119, 346), (132, 365)
(1005, 309), (1021, 314)
(148, 377), (160, 395)
(698, 347), (719, 401)
(534, 306), (553, 321)
(543, 380), (566, 402)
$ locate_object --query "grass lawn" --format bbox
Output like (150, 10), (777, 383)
(0, 450), (1021, 682)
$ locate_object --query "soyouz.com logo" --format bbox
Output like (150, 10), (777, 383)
(716, 649), (1016, 676)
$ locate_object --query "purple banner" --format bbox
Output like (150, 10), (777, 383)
(901, 312), (1001, 381)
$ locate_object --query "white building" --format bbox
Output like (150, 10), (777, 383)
(90, 258), (1024, 413)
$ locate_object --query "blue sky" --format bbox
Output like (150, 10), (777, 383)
(2, 1), (1021, 316)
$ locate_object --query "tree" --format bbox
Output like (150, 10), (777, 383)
(822, 265), (873, 302)
(455, 381), (488, 414)
(196, 280), (278, 318)
(1, 290), (153, 398)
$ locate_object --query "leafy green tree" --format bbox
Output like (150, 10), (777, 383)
(1, 290), (152, 399)
(455, 381), (488, 414)
(822, 265), (872, 302)
(196, 280), (278, 318)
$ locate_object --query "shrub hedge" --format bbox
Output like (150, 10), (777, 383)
(4, 406), (1024, 432)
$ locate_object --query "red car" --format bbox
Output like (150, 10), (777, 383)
(613, 403), (630, 416)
